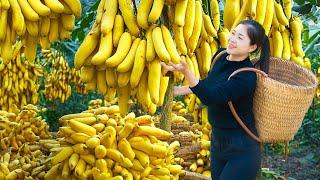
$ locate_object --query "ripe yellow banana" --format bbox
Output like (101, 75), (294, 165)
(137, 0), (153, 29)
(152, 27), (171, 62)
(146, 26), (156, 61)
(148, 58), (161, 104)
(117, 71), (131, 87)
(40, 17), (50, 36)
(283, 0), (292, 19)
(113, 15), (125, 47)
(210, 0), (220, 30)
(24, 33), (38, 63)
(148, 0), (164, 23)
(157, 75), (169, 106)
(43, 0), (64, 13)
(118, 0), (140, 37)
(105, 32), (132, 67)
(274, 1), (289, 26)
(97, 70), (107, 95)
(290, 17), (304, 57)
(218, 27), (229, 48)
(63, 0), (82, 17)
(255, 0), (267, 25)
(8, 0), (25, 35)
(161, 25), (180, 64)
(17, 0), (39, 21)
(48, 18), (59, 42)
(91, 31), (113, 65)
(105, 68), (117, 88)
(61, 14), (75, 31)
(101, 0), (118, 34)
(263, 0), (274, 35)
(203, 14), (217, 37)
(282, 28), (291, 60)
(74, 25), (100, 69)
(27, 0), (51, 16)
(0, 10), (8, 41)
(184, 0), (195, 41)
(1, 25), (13, 64)
(25, 20), (39, 36)
(118, 85), (131, 116)
(130, 39), (146, 88)
(188, 1), (202, 53)
(201, 41), (212, 76)
(117, 38), (141, 73)
(231, 0), (250, 30)
(175, 0), (188, 26)
(223, 0), (240, 30)
(174, 25), (188, 55)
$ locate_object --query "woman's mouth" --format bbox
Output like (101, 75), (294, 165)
(228, 44), (236, 49)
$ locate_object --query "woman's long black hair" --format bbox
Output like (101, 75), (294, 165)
(239, 20), (270, 74)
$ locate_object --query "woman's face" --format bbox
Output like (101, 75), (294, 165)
(226, 24), (257, 56)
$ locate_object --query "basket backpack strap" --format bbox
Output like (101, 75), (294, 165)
(210, 50), (228, 70)
(227, 67), (268, 143)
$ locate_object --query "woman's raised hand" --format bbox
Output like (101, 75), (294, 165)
(160, 58), (189, 74)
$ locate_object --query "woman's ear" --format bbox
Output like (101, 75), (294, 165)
(249, 44), (257, 53)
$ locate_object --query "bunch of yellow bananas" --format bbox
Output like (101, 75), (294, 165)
(87, 99), (104, 110)
(42, 49), (84, 103)
(0, 142), (51, 180)
(0, 0), (81, 64)
(45, 106), (183, 179)
(190, 122), (211, 176)
(0, 104), (51, 152)
(223, 0), (311, 69)
(73, 0), (222, 116)
(171, 101), (188, 115)
(0, 42), (42, 112)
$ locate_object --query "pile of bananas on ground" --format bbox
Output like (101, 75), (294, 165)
(44, 106), (183, 179)
(166, 115), (212, 177)
(0, 0), (81, 64)
(224, 0), (311, 69)
(0, 42), (42, 112)
(172, 101), (188, 115)
(74, 0), (222, 116)
(189, 122), (211, 177)
(0, 104), (51, 152)
(88, 98), (120, 110)
(0, 141), (53, 180)
(42, 48), (85, 103)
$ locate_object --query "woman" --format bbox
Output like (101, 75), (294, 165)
(162, 20), (270, 179)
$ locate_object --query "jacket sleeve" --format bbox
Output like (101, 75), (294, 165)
(190, 71), (257, 106)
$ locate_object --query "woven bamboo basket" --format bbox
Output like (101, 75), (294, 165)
(251, 57), (318, 142)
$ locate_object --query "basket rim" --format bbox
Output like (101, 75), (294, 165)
(256, 57), (319, 91)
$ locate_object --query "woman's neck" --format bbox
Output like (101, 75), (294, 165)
(228, 54), (249, 62)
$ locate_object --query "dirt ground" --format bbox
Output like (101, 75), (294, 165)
(261, 145), (320, 180)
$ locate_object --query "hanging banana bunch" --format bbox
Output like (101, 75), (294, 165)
(0, 0), (82, 64)
(42, 48), (85, 103)
(0, 41), (42, 112)
(74, 0), (222, 116)
(223, 0), (311, 69)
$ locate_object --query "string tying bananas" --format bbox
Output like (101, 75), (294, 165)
(0, 42), (42, 112)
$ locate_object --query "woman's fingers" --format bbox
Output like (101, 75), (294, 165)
(160, 62), (175, 71)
